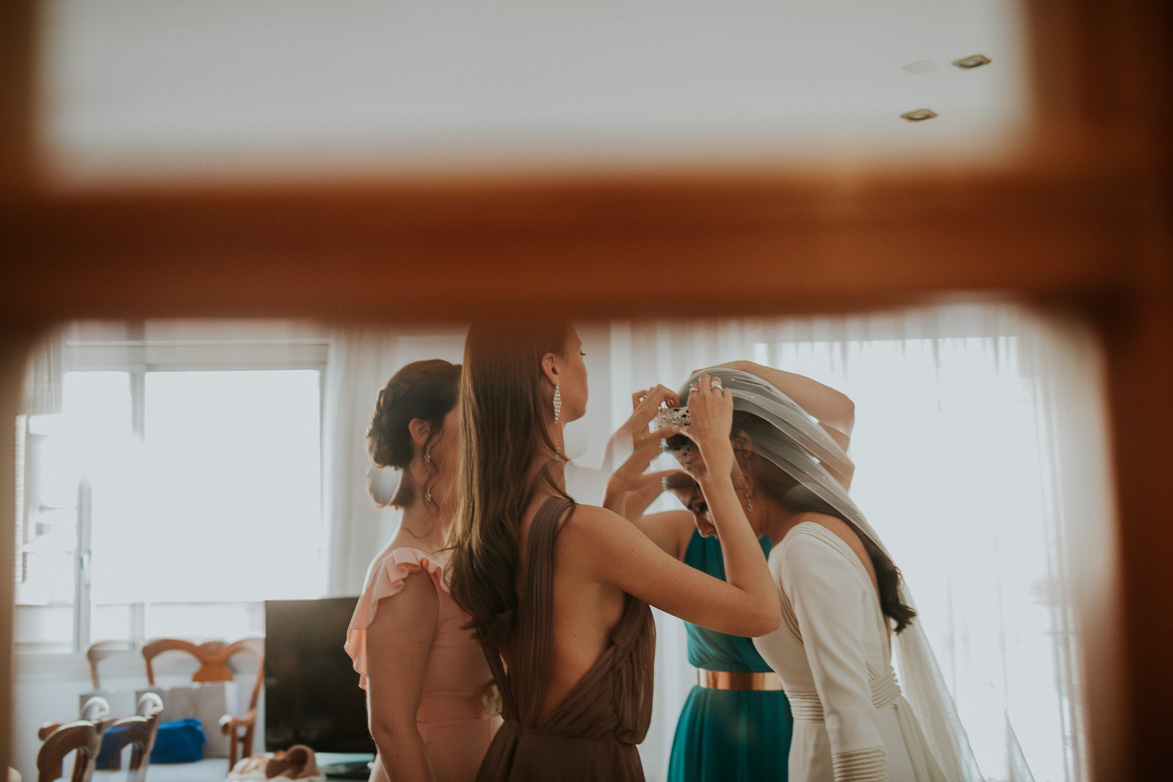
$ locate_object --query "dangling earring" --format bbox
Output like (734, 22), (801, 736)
(553, 381), (562, 424)
(424, 448), (432, 464)
(425, 484), (433, 503)
(746, 492), (754, 513)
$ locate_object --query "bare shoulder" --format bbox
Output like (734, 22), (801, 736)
(559, 503), (625, 537)
(558, 503), (652, 556)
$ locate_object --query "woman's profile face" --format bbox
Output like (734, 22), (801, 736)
(429, 405), (461, 506)
(556, 327), (590, 423)
(671, 486), (718, 539)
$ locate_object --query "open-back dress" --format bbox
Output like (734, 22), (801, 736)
(476, 496), (656, 781)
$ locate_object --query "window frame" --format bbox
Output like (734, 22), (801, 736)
(14, 324), (331, 655)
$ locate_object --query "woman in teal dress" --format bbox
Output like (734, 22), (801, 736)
(668, 526), (793, 782)
(606, 362), (855, 782)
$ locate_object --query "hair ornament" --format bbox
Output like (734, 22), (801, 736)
(366, 464), (403, 507)
(652, 406), (691, 430)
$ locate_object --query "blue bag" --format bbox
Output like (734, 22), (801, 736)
(149, 718), (206, 763)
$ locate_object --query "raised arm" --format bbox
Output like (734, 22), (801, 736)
(602, 384), (680, 520)
(710, 360), (854, 448)
(710, 360), (855, 489)
(574, 374), (781, 636)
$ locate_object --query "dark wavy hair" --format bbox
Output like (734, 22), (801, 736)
(367, 359), (462, 510)
(447, 320), (573, 649)
(666, 410), (917, 634)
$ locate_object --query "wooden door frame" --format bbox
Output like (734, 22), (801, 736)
(2, 1), (1169, 778)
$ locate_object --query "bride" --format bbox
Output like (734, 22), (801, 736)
(662, 363), (981, 782)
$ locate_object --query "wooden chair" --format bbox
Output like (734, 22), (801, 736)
(35, 720), (107, 782)
(142, 637), (264, 771)
(39, 696), (111, 741)
(84, 642), (138, 691)
(93, 693), (164, 782)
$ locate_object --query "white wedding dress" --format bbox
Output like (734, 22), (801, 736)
(753, 522), (947, 782)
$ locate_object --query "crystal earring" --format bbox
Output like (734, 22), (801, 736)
(425, 484), (433, 503)
(746, 493), (754, 513)
(424, 448), (432, 464)
(553, 381), (562, 423)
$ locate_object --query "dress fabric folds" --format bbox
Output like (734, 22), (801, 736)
(667, 531), (793, 782)
(345, 546), (500, 782)
(476, 496), (656, 782)
(753, 523), (948, 782)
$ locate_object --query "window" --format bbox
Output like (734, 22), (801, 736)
(14, 322), (329, 652)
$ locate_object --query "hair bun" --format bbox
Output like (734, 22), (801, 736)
(366, 359), (462, 507)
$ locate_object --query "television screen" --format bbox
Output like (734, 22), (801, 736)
(264, 596), (375, 755)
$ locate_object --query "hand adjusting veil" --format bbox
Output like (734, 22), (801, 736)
(676, 367), (983, 782)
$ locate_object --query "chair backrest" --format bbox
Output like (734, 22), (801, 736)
(142, 637), (264, 711)
(84, 642), (136, 691)
(36, 720), (106, 782)
(97, 693), (164, 782)
(78, 697), (110, 723)
(39, 697), (110, 742)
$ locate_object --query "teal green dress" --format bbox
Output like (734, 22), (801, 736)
(666, 531), (793, 782)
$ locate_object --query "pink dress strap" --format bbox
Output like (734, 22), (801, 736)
(345, 546), (446, 690)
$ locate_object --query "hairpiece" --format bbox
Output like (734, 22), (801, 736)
(652, 406), (690, 430)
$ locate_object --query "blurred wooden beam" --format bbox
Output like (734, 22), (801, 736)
(0, 163), (1149, 324)
(0, 0), (1170, 780)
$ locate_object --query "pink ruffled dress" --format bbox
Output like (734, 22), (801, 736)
(345, 546), (501, 782)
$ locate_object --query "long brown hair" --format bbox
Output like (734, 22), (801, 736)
(729, 411), (917, 634)
(665, 411), (918, 634)
(447, 320), (573, 649)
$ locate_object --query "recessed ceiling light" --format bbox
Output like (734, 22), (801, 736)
(953, 54), (992, 69)
(901, 109), (938, 122)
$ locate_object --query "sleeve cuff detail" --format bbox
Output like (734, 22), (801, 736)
(833, 747), (886, 782)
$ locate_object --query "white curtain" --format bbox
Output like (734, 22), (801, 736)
(319, 307), (1108, 782)
(322, 327), (465, 596)
(21, 328), (64, 416)
(604, 305), (1108, 782)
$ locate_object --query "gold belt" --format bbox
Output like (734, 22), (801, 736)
(697, 669), (784, 691)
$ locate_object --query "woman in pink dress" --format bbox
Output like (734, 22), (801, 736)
(345, 359), (501, 782)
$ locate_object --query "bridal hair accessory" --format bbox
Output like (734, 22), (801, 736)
(675, 366), (983, 782)
(366, 465), (402, 507)
(652, 406), (691, 430)
(553, 380), (562, 423)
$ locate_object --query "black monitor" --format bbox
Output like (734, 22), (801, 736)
(264, 596), (376, 770)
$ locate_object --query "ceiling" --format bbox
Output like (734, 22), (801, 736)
(38, 0), (1030, 185)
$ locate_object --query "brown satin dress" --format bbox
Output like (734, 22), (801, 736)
(476, 496), (656, 781)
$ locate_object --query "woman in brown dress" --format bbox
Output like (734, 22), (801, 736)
(447, 321), (782, 782)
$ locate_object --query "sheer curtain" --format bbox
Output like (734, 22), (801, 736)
(607, 305), (1107, 782)
(320, 307), (1108, 782)
(322, 327), (465, 596)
